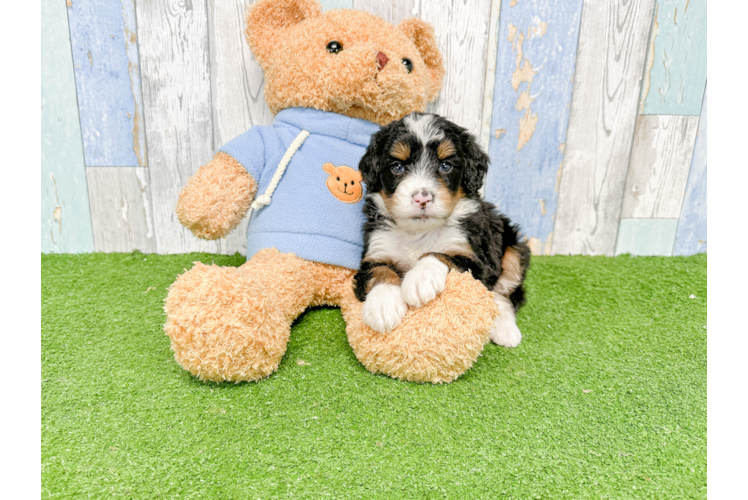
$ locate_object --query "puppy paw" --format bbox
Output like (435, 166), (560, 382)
(361, 284), (409, 333)
(489, 315), (522, 348)
(401, 256), (449, 308)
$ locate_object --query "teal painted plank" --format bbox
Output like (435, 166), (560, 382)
(67, 0), (147, 167)
(41, 0), (95, 253)
(320, 0), (354, 10)
(615, 219), (678, 256)
(640, 0), (707, 115)
(484, 0), (584, 255)
(674, 87), (707, 255)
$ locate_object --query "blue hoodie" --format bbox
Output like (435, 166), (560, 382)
(219, 108), (380, 270)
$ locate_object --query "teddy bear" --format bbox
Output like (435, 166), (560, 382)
(164, 0), (499, 384)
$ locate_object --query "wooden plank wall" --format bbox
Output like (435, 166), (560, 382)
(42, 0), (707, 256)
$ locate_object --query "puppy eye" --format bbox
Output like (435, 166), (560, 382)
(326, 41), (343, 54)
(439, 162), (453, 173)
(401, 58), (413, 73)
(391, 162), (405, 174)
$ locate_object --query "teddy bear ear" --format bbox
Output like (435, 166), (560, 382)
(245, 0), (322, 68)
(397, 17), (445, 103)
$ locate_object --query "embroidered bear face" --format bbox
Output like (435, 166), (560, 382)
(323, 163), (363, 203)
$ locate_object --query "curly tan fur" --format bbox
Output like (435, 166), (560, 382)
(176, 152), (257, 240)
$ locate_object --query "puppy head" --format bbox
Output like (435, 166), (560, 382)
(359, 113), (489, 231)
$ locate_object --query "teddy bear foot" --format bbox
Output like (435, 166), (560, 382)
(341, 270), (499, 383)
(164, 262), (288, 383)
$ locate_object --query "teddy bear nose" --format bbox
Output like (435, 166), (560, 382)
(376, 51), (389, 70)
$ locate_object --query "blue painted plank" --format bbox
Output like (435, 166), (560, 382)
(615, 219), (679, 256)
(640, 0), (707, 115)
(41, 0), (95, 253)
(673, 87), (707, 255)
(706, 164), (719, 251)
(483, 0), (584, 255)
(67, 0), (147, 167)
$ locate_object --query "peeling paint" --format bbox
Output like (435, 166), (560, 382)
(640, 4), (659, 114)
(495, 128), (506, 139)
(53, 206), (62, 233)
(517, 109), (538, 151)
(66, 0), (72, 7)
(510, 21), (544, 151)
(510, 0), (518, 7)
(555, 160), (563, 192)
(135, 167), (154, 239)
(87, 50), (93, 66)
(527, 233), (552, 256)
(539, 199), (547, 216)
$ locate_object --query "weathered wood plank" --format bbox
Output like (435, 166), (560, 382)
(478, 0), (503, 152)
(674, 87), (707, 255)
(418, 0), (492, 138)
(136, 0), (219, 254)
(615, 218), (678, 256)
(552, 0), (656, 256)
(483, 0), (584, 256)
(41, 0), (95, 253)
(354, 0), (492, 138)
(621, 114), (699, 219)
(67, 0), (147, 167)
(639, 0), (707, 115)
(86, 167), (156, 253)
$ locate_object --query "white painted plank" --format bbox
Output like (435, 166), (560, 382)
(353, 0), (492, 138)
(621, 115), (699, 219)
(41, 0), (95, 253)
(552, 0), (656, 256)
(418, 0), (492, 138)
(478, 0), (503, 152)
(135, 0), (219, 254)
(86, 167), (156, 253)
(208, 0), (276, 255)
(615, 218), (678, 256)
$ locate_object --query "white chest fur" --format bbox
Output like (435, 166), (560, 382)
(365, 224), (470, 272)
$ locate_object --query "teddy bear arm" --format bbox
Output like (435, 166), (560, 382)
(176, 152), (258, 240)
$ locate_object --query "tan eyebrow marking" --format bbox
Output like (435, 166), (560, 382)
(390, 141), (411, 161)
(436, 140), (456, 160)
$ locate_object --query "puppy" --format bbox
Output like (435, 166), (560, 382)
(353, 113), (531, 347)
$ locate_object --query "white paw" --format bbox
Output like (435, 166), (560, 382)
(400, 256), (449, 308)
(489, 315), (522, 347)
(361, 284), (409, 332)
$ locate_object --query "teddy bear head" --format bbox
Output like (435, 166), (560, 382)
(246, 0), (445, 126)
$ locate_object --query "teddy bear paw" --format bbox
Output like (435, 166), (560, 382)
(400, 255), (449, 308)
(362, 284), (409, 332)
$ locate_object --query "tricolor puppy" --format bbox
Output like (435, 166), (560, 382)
(353, 113), (531, 347)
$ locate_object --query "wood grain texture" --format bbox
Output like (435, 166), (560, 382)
(42, 0), (95, 253)
(639, 0), (706, 115)
(208, 0), (275, 255)
(354, 0), (492, 138)
(483, 0), (584, 256)
(621, 115), (699, 219)
(86, 167), (156, 253)
(136, 0), (219, 254)
(478, 0), (502, 152)
(67, 0), (147, 168)
(614, 218), (678, 256)
(674, 87), (707, 255)
(552, 0), (656, 256)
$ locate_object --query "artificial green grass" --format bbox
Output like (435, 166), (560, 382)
(42, 252), (706, 499)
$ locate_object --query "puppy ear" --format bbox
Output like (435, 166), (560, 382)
(461, 132), (490, 197)
(398, 18), (445, 102)
(245, 0), (321, 69)
(359, 131), (389, 193)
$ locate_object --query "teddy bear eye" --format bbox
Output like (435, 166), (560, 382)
(326, 41), (343, 54)
(401, 58), (413, 73)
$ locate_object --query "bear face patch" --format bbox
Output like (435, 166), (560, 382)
(322, 163), (363, 203)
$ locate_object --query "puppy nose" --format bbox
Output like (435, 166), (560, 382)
(376, 51), (389, 70)
(412, 190), (433, 207)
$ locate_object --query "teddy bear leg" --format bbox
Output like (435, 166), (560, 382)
(164, 248), (352, 382)
(340, 271), (499, 383)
